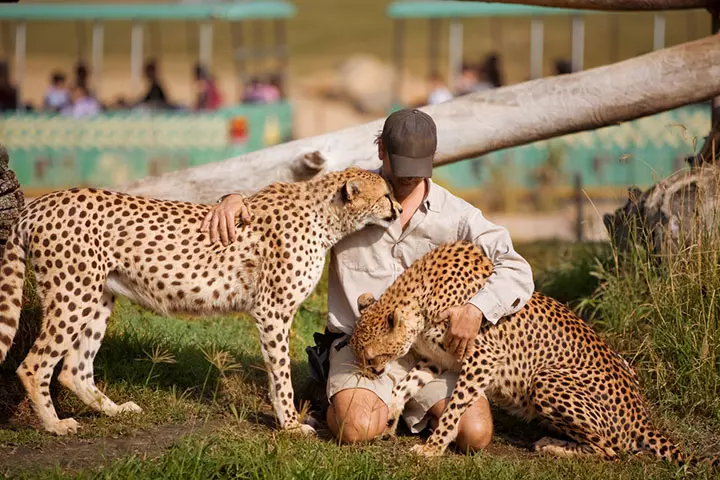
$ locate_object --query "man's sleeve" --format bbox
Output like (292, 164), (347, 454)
(459, 206), (535, 324)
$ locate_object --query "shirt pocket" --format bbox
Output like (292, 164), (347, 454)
(413, 218), (458, 258)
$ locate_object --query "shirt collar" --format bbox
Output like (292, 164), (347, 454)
(423, 178), (442, 213)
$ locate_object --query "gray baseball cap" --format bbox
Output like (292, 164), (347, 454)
(380, 108), (437, 178)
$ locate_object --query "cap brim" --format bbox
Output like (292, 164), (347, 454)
(389, 154), (433, 178)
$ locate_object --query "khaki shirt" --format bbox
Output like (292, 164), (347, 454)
(327, 175), (535, 335)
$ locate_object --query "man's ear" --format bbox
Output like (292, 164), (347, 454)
(357, 292), (376, 312)
(342, 177), (363, 203)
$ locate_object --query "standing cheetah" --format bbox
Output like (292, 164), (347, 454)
(0, 167), (402, 436)
(349, 240), (719, 467)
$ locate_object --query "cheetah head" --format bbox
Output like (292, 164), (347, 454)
(349, 292), (420, 379)
(334, 168), (403, 232)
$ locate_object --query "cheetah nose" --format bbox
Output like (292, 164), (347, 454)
(369, 365), (383, 376)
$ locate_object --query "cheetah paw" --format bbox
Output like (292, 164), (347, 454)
(117, 401), (143, 414)
(285, 423), (317, 437)
(410, 443), (442, 458)
(381, 419), (400, 440)
(48, 418), (80, 436)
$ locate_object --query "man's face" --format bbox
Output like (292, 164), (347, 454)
(378, 139), (425, 198)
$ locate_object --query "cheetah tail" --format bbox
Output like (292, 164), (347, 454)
(638, 431), (720, 471)
(0, 226), (27, 363)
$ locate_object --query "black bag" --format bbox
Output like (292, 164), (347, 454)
(306, 329), (347, 385)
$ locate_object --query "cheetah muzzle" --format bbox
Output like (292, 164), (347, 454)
(349, 240), (720, 468)
(0, 166), (402, 437)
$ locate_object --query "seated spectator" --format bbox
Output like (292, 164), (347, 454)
(194, 64), (223, 111)
(454, 62), (491, 96)
(61, 84), (101, 118)
(258, 75), (280, 103)
(139, 60), (171, 109)
(241, 77), (265, 104)
(426, 71), (453, 105)
(43, 71), (70, 112)
(75, 62), (89, 90)
(268, 73), (285, 100)
(483, 53), (504, 88)
(0, 61), (18, 112)
(554, 59), (573, 75)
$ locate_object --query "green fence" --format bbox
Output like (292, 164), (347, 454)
(432, 102), (711, 197)
(1, 102), (293, 193)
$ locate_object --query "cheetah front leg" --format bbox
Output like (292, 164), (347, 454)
(410, 349), (490, 457)
(384, 359), (439, 439)
(253, 309), (315, 436)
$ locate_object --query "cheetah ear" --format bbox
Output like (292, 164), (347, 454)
(357, 292), (376, 312)
(341, 178), (363, 203)
(391, 307), (405, 331)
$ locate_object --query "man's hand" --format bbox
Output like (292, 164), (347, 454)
(199, 194), (252, 246)
(439, 304), (484, 361)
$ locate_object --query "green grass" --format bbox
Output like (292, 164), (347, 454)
(2, 241), (720, 479)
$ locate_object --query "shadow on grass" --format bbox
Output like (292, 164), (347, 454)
(0, 298), (322, 434)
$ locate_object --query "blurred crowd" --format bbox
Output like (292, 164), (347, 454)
(0, 59), (285, 116)
(426, 53), (573, 105)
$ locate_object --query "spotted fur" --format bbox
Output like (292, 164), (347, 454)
(0, 167), (402, 436)
(350, 240), (719, 467)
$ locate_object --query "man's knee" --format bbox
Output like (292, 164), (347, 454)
(327, 388), (389, 443)
(456, 397), (493, 452)
(430, 395), (493, 453)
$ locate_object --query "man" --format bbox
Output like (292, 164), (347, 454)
(200, 108), (535, 452)
(43, 71), (70, 112)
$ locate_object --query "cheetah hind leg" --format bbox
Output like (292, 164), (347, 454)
(57, 290), (142, 418)
(16, 281), (82, 435)
(533, 437), (610, 458)
(529, 369), (619, 461)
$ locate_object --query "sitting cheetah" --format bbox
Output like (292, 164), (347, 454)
(349, 240), (719, 467)
(0, 167), (402, 436)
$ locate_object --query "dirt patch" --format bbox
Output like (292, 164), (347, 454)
(0, 418), (223, 476)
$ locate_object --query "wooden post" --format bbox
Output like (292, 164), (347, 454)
(428, 18), (440, 77)
(571, 15), (585, 71)
(274, 19), (288, 97)
(653, 13), (666, 50)
(448, 19), (463, 88)
(130, 23), (144, 97)
(199, 21), (213, 72)
(530, 17), (544, 79)
(393, 19), (404, 107)
(231, 21), (246, 99)
(91, 22), (104, 98)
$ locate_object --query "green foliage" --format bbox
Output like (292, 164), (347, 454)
(578, 223), (720, 422)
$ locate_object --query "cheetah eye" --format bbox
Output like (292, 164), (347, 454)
(387, 313), (394, 329)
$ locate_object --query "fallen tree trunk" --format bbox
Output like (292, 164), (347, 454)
(469, 0), (717, 11)
(118, 34), (720, 204)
